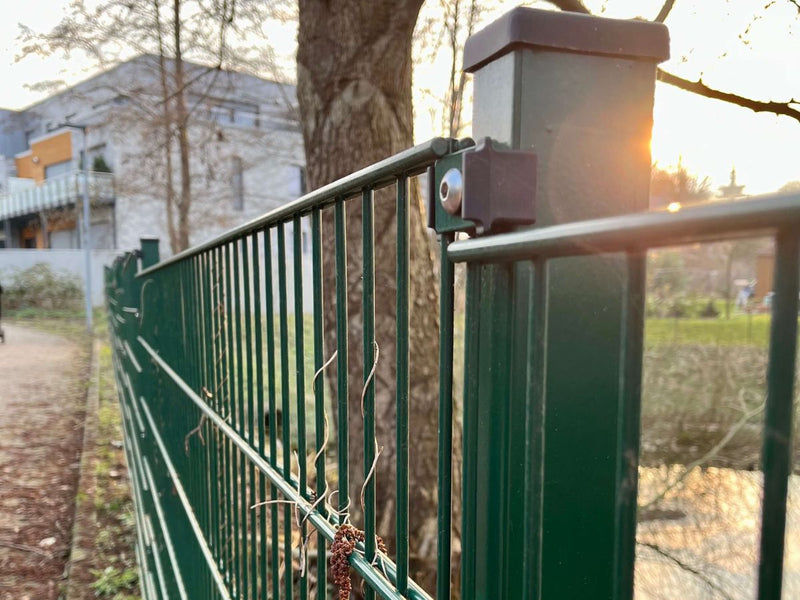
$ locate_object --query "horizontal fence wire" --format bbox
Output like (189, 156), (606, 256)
(107, 137), (799, 600)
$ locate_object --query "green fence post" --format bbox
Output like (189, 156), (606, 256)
(140, 237), (161, 269)
(459, 9), (669, 599)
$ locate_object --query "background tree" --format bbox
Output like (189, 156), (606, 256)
(297, 0), (450, 589)
(20, 0), (295, 252)
(415, 0), (481, 139)
(546, 0), (800, 124)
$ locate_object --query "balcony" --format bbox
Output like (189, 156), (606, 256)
(0, 171), (115, 220)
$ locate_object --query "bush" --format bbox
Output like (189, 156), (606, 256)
(648, 296), (722, 319)
(92, 154), (112, 173)
(699, 299), (720, 319)
(667, 298), (688, 318)
(1, 264), (84, 311)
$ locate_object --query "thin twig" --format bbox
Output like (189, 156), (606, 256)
(184, 413), (207, 455)
(300, 482), (330, 528)
(361, 341), (380, 418)
(138, 279), (154, 326)
(360, 441), (384, 514)
(0, 540), (54, 559)
(638, 541), (734, 599)
(640, 402), (764, 511)
(657, 69), (800, 122)
(327, 489), (351, 525)
(249, 499), (297, 510)
(311, 411), (329, 470)
(312, 350), (337, 387)
(654, 0), (676, 22)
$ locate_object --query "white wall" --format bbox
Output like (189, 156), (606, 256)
(0, 249), (122, 306)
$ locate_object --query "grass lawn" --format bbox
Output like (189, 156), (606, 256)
(645, 314), (772, 347)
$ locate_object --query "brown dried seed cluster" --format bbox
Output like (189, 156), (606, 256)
(330, 524), (388, 600)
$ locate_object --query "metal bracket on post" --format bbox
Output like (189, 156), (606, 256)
(428, 137), (537, 235)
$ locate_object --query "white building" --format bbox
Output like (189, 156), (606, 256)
(0, 55), (306, 255)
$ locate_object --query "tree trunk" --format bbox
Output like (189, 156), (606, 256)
(153, 0), (179, 254)
(173, 0), (192, 251)
(297, 0), (446, 590)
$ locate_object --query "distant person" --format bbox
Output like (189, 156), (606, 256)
(736, 286), (749, 309)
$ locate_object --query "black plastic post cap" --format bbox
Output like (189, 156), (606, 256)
(463, 7), (670, 73)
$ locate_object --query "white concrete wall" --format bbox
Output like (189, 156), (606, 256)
(0, 249), (122, 306)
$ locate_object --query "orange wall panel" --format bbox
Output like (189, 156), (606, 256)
(755, 254), (774, 300)
(15, 131), (73, 182)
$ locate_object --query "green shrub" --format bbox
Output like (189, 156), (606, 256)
(1, 263), (84, 311)
(667, 298), (688, 318)
(90, 566), (138, 598)
(699, 299), (720, 318)
(648, 295), (723, 319)
(92, 155), (112, 173)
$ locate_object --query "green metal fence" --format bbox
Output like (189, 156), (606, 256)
(106, 7), (798, 600)
(106, 136), (472, 600)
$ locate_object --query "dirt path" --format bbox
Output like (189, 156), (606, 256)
(0, 323), (89, 600)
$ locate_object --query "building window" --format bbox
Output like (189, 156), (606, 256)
(45, 160), (72, 180)
(233, 108), (258, 128)
(211, 105), (234, 124)
(288, 165), (307, 197)
(232, 156), (244, 211)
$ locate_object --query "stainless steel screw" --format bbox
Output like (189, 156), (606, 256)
(440, 168), (463, 216)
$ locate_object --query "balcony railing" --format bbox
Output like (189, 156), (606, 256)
(0, 171), (115, 220)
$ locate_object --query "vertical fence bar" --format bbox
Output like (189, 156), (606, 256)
(395, 175), (410, 596)
(311, 206), (328, 599)
(214, 246), (230, 576)
(460, 264), (481, 597)
(207, 250), (222, 568)
(334, 198), (349, 516)
(436, 232), (456, 600)
(277, 222), (294, 599)
(522, 256), (548, 600)
(757, 229), (799, 600)
(263, 228), (281, 600)
(202, 252), (220, 571)
(233, 239), (249, 600)
(224, 243), (239, 593)
(293, 215), (309, 600)
(242, 236), (259, 599)
(362, 187), (377, 594)
(613, 252), (646, 600)
(251, 232), (268, 600)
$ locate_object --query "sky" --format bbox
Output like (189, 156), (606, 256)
(1, 0), (798, 195)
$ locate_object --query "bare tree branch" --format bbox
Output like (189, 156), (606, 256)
(657, 69), (800, 123)
(637, 541), (735, 599)
(639, 400), (764, 511)
(546, 0), (590, 13)
(549, 1), (800, 123)
(654, 0), (677, 23)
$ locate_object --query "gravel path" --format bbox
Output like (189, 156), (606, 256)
(0, 323), (89, 600)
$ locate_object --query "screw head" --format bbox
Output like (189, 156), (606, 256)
(439, 168), (463, 215)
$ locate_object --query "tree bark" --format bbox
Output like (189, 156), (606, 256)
(173, 0), (192, 251)
(297, 0), (445, 590)
(153, 0), (179, 254)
